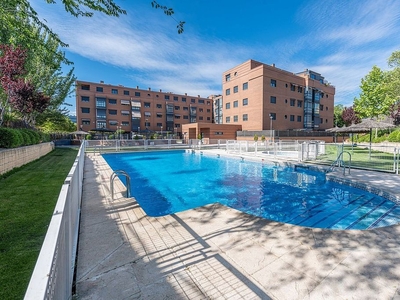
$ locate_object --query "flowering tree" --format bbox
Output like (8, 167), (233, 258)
(0, 44), (50, 126)
(342, 106), (360, 126)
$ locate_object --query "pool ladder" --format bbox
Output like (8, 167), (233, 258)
(110, 170), (131, 200)
(327, 151), (351, 175)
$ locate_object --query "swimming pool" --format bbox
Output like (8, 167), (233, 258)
(102, 150), (400, 230)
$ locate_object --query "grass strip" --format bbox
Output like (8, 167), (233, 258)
(0, 147), (78, 300)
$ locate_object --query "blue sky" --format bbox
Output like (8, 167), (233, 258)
(31, 0), (400, 116)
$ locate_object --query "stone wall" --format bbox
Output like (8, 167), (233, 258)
(0, 142), (55, 175)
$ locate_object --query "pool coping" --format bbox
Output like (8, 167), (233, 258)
(76, 151), (400, 299)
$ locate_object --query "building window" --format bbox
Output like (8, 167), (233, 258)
(207, 117), (210, 120)
(135, 92), (140, 97)
(270, 113), (276, 120)
(191, 98), (196, 103)
(183, 115), (189, 119)
(290, 84), (295, 91)
(199, 99), (204, 104)
(243, 82), (248, 90)
(199, 116), (203, 121)
(111, 89), (118, 94)
(144, 102), (151, 108)
(271, 79), (276, 87)
(123, 90), (129, 95)
(233, 115), (238, 122)
(163, 95), (169, 100)
(233, 86), (238, 93)
(108, 109), (117, 115)
(326, 106), (328, 111)
(226, 116), (230, 123)
(182, 97), (186, 102)
(121, 110), (130, 116)
(156, 104), (162, 109)
(82, 120), (90, 125)
(207, 101), (211, 105)
(96, 97), (106, 107)
(199, 108), (204, 112)
(226, 88), (230, 96)
(97, 121), (106, 128)
(81, 96), (89, 102)
(207, 109), (211, 112)
(174, 96), (178, 101)
(226, 103), (230, 109)
(320, 104), (324, 111)
(157, 113), (162, 118)
(175, 106), (180, 110)
(290, 99), (295, 106)
(121, 99), (130, 105)
(297, 100), (302, 108)
(298, 86), (303, 93)
(144, 121), (150, 127)
(81, 84), (90, 90)
(233, 100), (238, 108)
(121, 121), (129, 126)
(297, 116), (302, 122)
(215, 131), (223, 135)
(243, 98), (248, 106)
(243, 114), (248, 121)
(107, 99), (116, 105)
(270, 96), (276, 104)
(183, 107), (189, 111)
(96, 86), (103, 92)
(225, 73), (231, 82)
(175, 115), (181, 119)
(284, 115), (288, 119)
(81, 107), (90, 113)
(290, 115), (295, 121)
(109, 120), (118, 126)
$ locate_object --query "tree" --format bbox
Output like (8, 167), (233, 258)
(342, 106), (360, 126)
(353, 66), (394, 119)
(0, 44), (51, 126)
(8, 79), (50, 126)
(0, 44), (28, 125)
(333, 104), (345, 127)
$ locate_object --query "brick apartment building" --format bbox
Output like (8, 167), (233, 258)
(75, 81), (213, 136)
(221, 60), (335, 131)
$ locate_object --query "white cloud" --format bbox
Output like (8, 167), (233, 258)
(31, 0), (400, 111)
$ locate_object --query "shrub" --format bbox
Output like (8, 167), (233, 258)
(0, 128), (21, 148)
(19, 130), (31, 145)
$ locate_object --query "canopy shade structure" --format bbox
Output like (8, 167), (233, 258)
(70, 130), (90, 135)
(327, 119), (396, 156)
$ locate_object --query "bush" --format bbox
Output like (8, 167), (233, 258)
(387, 130), (400, 142)
(19, 130), (31, 145)
(0, 128), (21, 148)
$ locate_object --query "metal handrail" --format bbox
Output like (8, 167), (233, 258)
(327, 151), (352, 175)
(110, 170), (131, 200)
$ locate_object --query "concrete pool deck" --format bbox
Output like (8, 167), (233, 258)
(75, 151), (400, 299)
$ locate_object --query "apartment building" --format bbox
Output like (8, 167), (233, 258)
(75, 81), (213, 136)
(222, 60), (335, 131)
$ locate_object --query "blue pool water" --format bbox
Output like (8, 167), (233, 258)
(102, 150), (400, 230)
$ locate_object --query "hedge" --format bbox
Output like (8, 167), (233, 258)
(0, 128), (50, 148)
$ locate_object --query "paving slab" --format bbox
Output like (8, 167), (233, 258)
(75, 152), (400, 300)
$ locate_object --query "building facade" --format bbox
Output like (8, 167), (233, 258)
(75, 81), (213, 136)
(211, 94), (223, 124)
(221, 60), (335, 131)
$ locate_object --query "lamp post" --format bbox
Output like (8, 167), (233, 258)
(269, 114), (273, 143)
(160, 125), (163, 139)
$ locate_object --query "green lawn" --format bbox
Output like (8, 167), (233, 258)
(314, 144), (397, 172)
(0, 148), (78, 300)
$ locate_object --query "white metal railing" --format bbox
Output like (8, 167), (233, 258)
(24, 142), (86, 300)
(225, 140), (323, 161)
(85, 139), (227, 152)
(315, 143), (400, 174)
